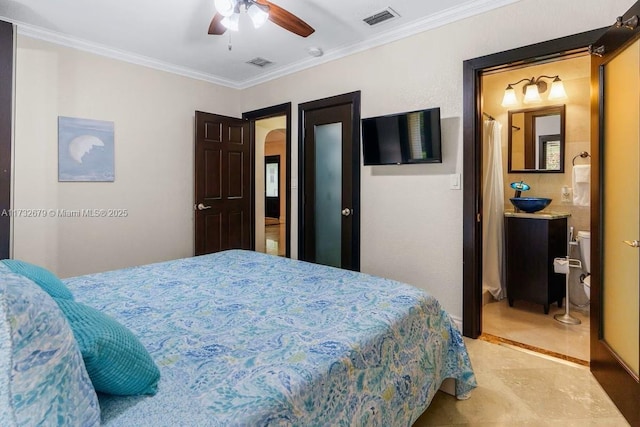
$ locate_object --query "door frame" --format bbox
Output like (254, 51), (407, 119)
(298, 91), (361, 271)
(462, 28), (607, 338)
(589, 5), (640, 423)
(243, 102), (292, 258)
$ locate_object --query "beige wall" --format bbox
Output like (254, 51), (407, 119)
(239, 0), (632, 318)
(13, 36), (241, 277)
(10, 0), (634, 319)
(482, 55), (592, 233)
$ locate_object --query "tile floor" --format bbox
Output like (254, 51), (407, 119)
(482, 298), (590, 362)
(413, 338), (628, 426)
(265, 223), (285, 256)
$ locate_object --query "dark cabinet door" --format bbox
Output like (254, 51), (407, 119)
(505, 216), (567, 314)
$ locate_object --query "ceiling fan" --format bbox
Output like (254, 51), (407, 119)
(208, 0), (315, 37)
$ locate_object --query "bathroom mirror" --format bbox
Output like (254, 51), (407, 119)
(508, 105), (565, 173)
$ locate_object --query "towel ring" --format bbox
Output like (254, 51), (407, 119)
(572, 151), (591, 166)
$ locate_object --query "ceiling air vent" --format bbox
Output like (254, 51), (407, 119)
(246, 57), (273, 68)
(363, 7), (399, 26)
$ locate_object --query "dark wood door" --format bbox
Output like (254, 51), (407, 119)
(0, 21), (12, 259)
(299, 92), (361, 271)
(264, 155), (280, 219)
(589, 3), (640, 423)
(194, 111), (252, 255)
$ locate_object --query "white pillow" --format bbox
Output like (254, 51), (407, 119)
(0, 263), (101, 426)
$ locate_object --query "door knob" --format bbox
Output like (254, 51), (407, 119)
(623, 240), (640, 248)
(341, 208), (352, 217)
(196, 203), (212, 211)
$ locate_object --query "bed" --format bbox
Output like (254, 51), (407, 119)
(1, 249), (476, 426)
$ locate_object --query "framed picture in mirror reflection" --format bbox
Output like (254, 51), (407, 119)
(507, 105), (565, 173)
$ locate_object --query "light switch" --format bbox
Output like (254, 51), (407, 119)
(450, 173), (461, 190)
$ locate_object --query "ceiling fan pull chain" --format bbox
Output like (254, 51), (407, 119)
(228, 32), (232, 51)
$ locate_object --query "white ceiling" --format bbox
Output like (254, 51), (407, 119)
(1, 0), (520, 89)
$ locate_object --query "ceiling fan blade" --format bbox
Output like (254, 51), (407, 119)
(257, 0), (315, 37)
(208, 13), (227, 35)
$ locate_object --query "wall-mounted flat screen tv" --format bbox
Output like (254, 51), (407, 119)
(361, 107), (442, 165)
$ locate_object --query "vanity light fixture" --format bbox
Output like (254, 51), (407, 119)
(501, 75), (568, 107)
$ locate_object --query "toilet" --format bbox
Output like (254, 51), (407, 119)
(578, 231), (591, 299)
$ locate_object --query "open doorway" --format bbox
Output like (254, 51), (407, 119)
(263, 128), (286, 256)
(480, 55), (592, 364)
(463, 28), (606, 338)
(244, 103), (291, 258)
(462, 29), (606, 342)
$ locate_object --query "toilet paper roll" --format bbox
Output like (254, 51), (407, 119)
(553, 258), (569, 274)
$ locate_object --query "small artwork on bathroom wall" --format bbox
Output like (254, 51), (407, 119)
(58, 116), (115, 182)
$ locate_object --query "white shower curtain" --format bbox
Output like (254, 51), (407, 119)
(482, 119), (505, 300)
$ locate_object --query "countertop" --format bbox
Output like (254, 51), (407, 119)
(504, 211), (571, 219)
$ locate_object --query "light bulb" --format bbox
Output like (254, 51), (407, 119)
(523, 83), (542, 104)
(501, 85), (518, 107)
(248, 3), (269, 28)
(214, 0), (236, 17)
(221, 13), (240, 31)
(548, 77), (568, 100)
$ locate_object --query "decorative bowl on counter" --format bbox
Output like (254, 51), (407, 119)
(510, 197), (552, 213)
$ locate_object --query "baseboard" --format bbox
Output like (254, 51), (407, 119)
(450, 315), (462, 331)
(482, 289), (494, 306)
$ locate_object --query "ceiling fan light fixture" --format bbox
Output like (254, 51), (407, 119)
(207, 0), (314, 38)
(248, 3), (269, 28)
(214, 0), (236, 17)
(221, 13), (240, 31)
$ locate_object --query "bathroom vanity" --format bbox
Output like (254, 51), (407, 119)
(504, 212), (569, 314)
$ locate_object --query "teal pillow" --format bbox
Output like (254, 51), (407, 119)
(54, 298), (160, 396)
(1, 259), (74, 300)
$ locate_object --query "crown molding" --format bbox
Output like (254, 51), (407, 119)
(4, 18), (243, 89)
(2, 0), (520, 90)
(239, 0), (522, 88)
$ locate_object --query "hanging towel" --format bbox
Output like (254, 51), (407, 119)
(572, 164), (590, 206)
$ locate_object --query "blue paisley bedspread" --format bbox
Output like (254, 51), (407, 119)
(63, 250), (476, 426)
